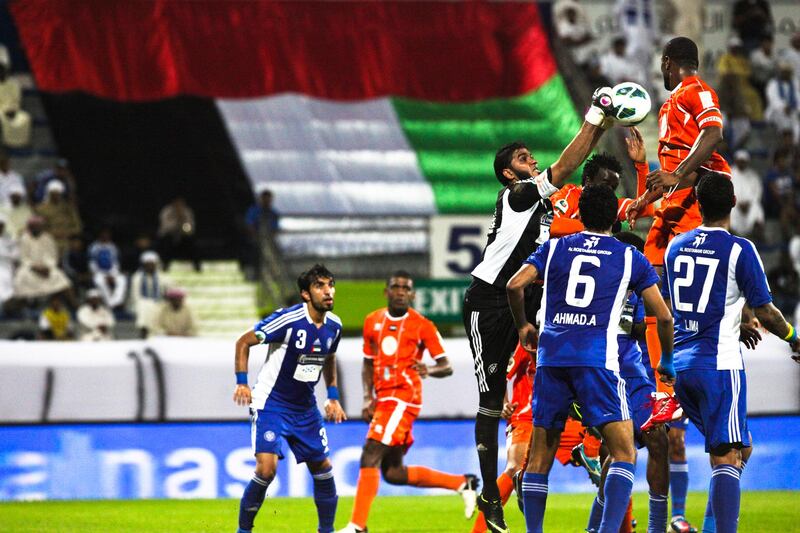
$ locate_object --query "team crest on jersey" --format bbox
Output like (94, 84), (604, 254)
(488, 363), (498, 375)
(264, 431), (276, 442)
(692, 233), (707, 247)
(555, 199), (569, 214)
(507, 354), (515, 373)
(583, 236), (600, 249)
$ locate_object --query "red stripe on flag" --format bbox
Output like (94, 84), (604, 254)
(12, 1), (556, 102)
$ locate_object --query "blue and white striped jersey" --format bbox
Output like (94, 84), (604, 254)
(526, 232), (659, 371)
(251, 303), (342, 411)
(662, 227), (772, 371)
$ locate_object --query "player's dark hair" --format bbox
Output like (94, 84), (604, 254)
(614, 231), (645, 253)
(582, 153), (622, 186)
(696, 172), (735, 222)
(297, 264), (335, 294)
(579, 184), (618, 232)
(387, 269), (413, 286)
(664, 37), (699, 69)
(494, 142), (528, 186)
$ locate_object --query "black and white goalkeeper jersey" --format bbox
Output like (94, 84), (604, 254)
(470, 168), (556, 296)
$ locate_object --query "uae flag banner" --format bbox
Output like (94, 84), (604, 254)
(13, 0), (581, 216)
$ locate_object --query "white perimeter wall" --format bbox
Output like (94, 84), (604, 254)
(0, 336), (797, 423)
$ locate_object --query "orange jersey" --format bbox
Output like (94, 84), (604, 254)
(549, 177), (653, 238)
(657, 75), (731, 176)
(506, 344), (535, 426)
(363, 307), (445, 406)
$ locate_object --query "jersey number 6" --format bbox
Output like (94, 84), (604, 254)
(566, 255), (601, 308)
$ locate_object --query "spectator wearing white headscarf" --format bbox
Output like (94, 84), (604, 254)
(36, 179), (82, 254)
(14, 216), (71, 300)
(129, 250), (170, 338)
(729, 150), (764, 239)
(77, 288), (115, 341)
(0, 182), (31, 238)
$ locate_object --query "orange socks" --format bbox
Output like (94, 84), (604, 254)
(472, 473), (514, 533)
(351, 467), (380, 529)
(645, 316), (673, 393)
(582, 433), (601, 458)
(618, 498), (634, 533)
(406, 466), (465, 490)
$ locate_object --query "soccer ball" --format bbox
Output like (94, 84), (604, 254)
(610, 82), (652, 126)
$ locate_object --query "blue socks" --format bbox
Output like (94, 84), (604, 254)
(312, 467), (338, 533)
(598, 462), (635, 533)
(521, 472), (548, 533)
(670, 460), (689, 517)
(648, 491), (668, 533)
(238, 474), (271, 531)
(709, 465), (741, 533)
(586, 495), (604, 531)
(703, 460), (745, 532)
(702, 495), (716, 533)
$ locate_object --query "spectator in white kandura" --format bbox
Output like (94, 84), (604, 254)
(750, 35), (778, 94)
(614, 0), (658, 79)
(0, 182), (32, 237)
(729, 150), (765, 240)
(0, 46), (30, 149)
(129, 250), (169, 338)
(780, 32), (800, 83)
(0, 150), (23, 206)
(155, 287), (197, 337)
(14, 216), (71, 301)
(0, 214), (18, 313)
(553, 0), (595, 67)
(89, 228), (128, 310)
(77, 288), (115, 341)
(765, 61), (800, 144)
(600, 35), (646, 87)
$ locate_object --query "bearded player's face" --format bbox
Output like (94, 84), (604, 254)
(509, 148), (539, 180)
(305, 277), (335, 312)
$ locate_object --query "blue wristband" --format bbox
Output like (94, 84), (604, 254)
(236, 372), (248, 385)
(327, 386), (339, 401)
(658, 352), (675, 378)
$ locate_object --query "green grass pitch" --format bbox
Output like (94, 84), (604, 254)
(2, 491), (798, 532)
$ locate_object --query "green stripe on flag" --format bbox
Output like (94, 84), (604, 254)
(392, 75), (582, 213)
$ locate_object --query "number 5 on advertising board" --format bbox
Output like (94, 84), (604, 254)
(429, 216), (494, 279)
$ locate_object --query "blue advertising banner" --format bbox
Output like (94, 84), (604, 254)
(1, 416), (798, 501)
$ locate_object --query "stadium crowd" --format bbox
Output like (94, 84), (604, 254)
(0, 157), (202, 340)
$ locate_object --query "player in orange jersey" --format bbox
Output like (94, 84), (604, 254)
(549, 130), (653, 239)
(338, 271), (478, 533)
(625, 37), (732, 533)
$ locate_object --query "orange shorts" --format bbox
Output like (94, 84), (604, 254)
(506, 421), (533, 447)
(643, 187), (702, 266)
(367, 399), (420, 448)
(555, 417), (586, 465)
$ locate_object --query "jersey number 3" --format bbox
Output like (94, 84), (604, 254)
(295, 330), (307, 349)
(673, 256), (720, 313)
(566, 255), (600, 308)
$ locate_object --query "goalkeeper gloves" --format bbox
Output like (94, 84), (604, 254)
(585, 86), (616, 129)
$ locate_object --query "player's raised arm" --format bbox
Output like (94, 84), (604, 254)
(549, 87), (616, 186)
(640, 285), (675, 384)
(506, 262), (540, 352)
(323, 353), (346, 423)
(233, 329), (260, 406)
